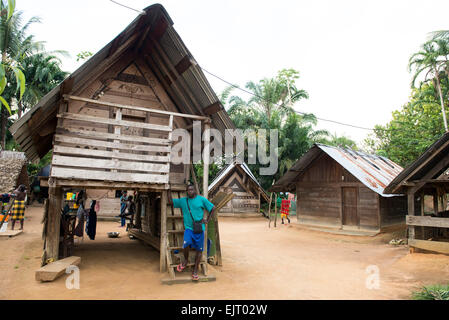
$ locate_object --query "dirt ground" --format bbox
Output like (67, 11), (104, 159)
(1, 204), (449, 300)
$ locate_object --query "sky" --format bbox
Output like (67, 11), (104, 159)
(16, 0), (449, 145)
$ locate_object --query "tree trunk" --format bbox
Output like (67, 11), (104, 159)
(0, 108), (7, 149)
(435, 70), (448, 132)
(18, 101), (22, 118)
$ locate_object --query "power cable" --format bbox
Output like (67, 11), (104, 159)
(109, 0), (146, 15)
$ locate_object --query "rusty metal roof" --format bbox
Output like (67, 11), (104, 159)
(9, 4), (235, 162)
(270, 144), (403, 197)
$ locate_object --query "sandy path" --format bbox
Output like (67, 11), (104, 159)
(1, 205), (449, 300)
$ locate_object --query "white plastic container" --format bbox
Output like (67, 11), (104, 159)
(0, 222), (8, 233)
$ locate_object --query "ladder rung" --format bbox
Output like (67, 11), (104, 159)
(170, 262), (206, 268)
(167, 215), (183, 219)
(168, 247), (183, 251)
(167, 230), (184, 233)
(168, 247), (200, 251)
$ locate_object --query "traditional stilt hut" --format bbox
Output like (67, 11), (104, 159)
(384, 132), (449, 255)
(9, 4), (235, 280)
(208, 161), (269, 216)
(270, 144), (406, 234)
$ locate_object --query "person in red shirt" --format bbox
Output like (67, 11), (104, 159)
(281, 198), (291, 224)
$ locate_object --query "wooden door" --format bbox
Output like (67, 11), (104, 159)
(342, 187), (359, 226)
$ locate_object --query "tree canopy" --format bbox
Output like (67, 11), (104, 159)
(216, 69), (356, 190)
(366, 32), (449, 167)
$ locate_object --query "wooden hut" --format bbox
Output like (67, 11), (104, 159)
(0, 151), (29, 195)
(208, 161), (269, 216)
(384, 132), (449, 255)
(9, 4), (235, 280)
(270, 144), (406, 234)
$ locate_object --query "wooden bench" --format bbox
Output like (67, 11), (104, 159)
(35, 256), (81, 282)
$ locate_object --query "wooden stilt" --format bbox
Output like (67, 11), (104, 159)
(202, 121), (210, 275)
(160, 190), (168, 272)
(268, 192), (273, 228)
(407, 191), (415, 248)
(420, 191), (425, 239)
(274, 193), (278, 228)
(45, 184), (62, 263)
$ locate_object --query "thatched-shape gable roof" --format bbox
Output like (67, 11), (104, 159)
(0, 151), (27, 194)
(9, 4), (235, 162)
(209, 161), (270, 202)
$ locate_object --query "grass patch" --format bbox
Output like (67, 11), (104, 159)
(413, 284), (449, 300)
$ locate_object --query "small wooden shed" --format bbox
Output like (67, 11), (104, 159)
(9, 4), (235, 280)
(270, 144), (406, 233)
(208, 161), (269, 216)
(384, 132), (449, 255)
(0, 151), (29, 195)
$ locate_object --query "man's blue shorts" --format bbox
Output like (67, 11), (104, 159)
(183, 228), (204, 252)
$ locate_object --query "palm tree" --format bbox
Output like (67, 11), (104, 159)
(19, 53), (68, 116)
(430, 30), (449, 40)
(409, 40), (448, 131)
(0, 1), (68, 148)
(0, 0), (39, 148)
(319, 132), (358, 150)
(245, 72), (309, 123)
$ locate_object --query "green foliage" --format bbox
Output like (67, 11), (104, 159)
(20, 53), (68, 110)
(366, 33), (449, 167)
(192, 158), (226, 194)
(76, 51), (92, 62)
(0, 1), (68, 149)
(319, 132), (358, 150)
(412, 284), (449, 300)
(221, 68), (333, 190)
(365, 77), (448, 167)
(27, 150), (51, 178)
(0, 0), (25, 114)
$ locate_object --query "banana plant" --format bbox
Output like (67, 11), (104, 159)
(0, 0), (26, 115)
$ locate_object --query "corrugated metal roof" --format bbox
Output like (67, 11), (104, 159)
(209, 161), (269, 202)
(270, 144), (403, 197)
(9, 4), (235, 162)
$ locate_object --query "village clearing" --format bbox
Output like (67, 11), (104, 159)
(1, 204), (449, 300)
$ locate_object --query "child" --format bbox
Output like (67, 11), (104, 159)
(281, 198), (291, 224)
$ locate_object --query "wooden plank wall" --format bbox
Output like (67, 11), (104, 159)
(299, 154), (359, 183)
(297, 185), (341, 226)
(85, 189), (120, 218)
(51, 57), (189, 185)
(358, 186), (380, 229)
(295, 153), (381, 229)
(379, 195), (407, 228)
(211, 169), (260, 215)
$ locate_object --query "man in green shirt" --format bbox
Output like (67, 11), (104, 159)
(168, 184), (215, 281)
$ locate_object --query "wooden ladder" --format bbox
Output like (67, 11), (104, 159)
(164, 190), (208, 281)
